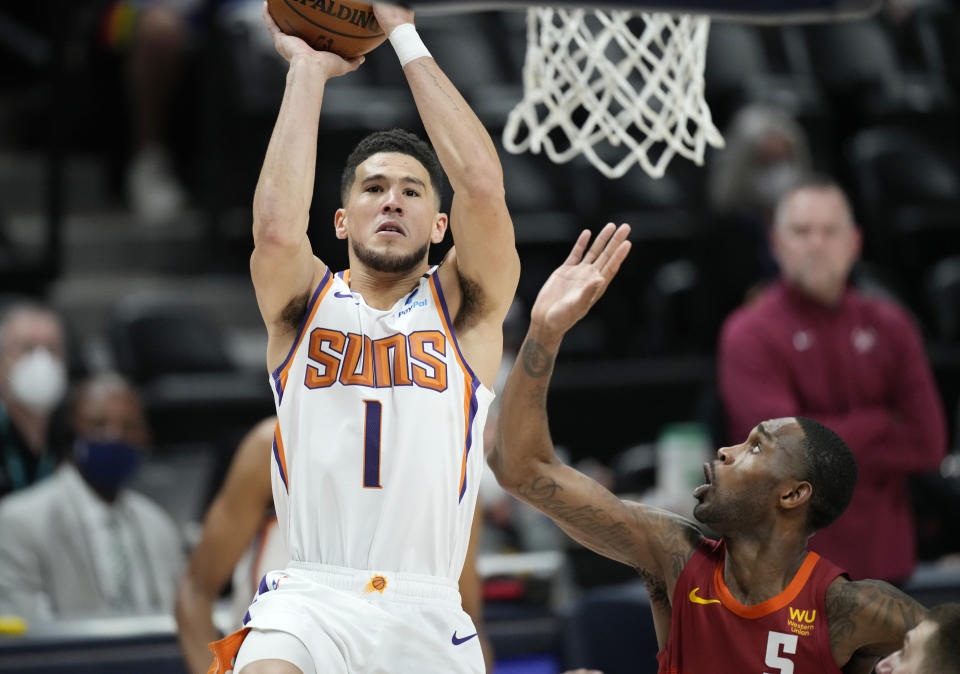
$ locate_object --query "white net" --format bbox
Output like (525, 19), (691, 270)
(503, 8), (725, 179)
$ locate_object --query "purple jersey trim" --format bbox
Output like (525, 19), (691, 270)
(460, 376), (480, 503)
(428, 269), (483, 504)
(272, 436), (288, 491)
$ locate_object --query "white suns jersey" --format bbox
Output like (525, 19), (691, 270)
(268, 266), (493, 582)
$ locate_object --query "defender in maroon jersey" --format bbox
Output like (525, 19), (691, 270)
(488, 224), (927, 674)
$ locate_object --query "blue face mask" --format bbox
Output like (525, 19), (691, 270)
(73, 439), (142, 492)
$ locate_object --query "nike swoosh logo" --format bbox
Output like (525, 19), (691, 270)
(334, 291), (353, 299)
(688, 587), (721, 605)
(451, 631), (478, 645)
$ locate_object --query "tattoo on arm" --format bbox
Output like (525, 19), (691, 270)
(646, 509), (701, 583)
(827, 581), (860, 655)
(516, 476), (641, 563)
(415, 62), (462, 111)
(521, 339), (554, 378)
(828, 580), (927, 657)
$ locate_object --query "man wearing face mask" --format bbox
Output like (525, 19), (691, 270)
(718, 177), (947, 584)
(0, 372), (184, 618)
(0, 302), (70, 499)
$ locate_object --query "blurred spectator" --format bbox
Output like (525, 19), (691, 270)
(707, 105), (812, 299)
(876, 602), (960, 674)
(709, 104), (812, 218)
(718, 176), (946, 583)
(102, 0), (202, 223)
(0, 373), (183, 618)
(0, 302), (68, 499)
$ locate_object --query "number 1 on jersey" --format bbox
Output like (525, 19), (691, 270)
(363, 400), (383, 488)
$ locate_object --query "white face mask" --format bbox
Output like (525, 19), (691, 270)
(7, 348), (67, 412)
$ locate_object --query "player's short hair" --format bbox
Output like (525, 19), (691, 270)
(794, 416), (858, 531)
(925, 603), (960, 674)
(773, 174), (856, 229)
(340, 129), (444, 208)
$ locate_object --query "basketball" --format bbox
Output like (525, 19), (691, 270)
(266, 0), (387, 58)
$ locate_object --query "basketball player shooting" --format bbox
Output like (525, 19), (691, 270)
(489, 224), (927, 674)
(206, 3), (519, 673)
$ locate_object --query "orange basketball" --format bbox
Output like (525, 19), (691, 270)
(267, 0), (387, 58)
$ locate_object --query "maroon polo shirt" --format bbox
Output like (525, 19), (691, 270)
(718, 281), (946, 582)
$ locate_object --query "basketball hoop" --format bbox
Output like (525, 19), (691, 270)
(503, 7), (723, 179)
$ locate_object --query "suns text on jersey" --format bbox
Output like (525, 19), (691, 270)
(304, 328), (448, 392)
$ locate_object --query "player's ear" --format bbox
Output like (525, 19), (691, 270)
(780, 480), (812, 511)
(334, 208), (349, 240)
(431, 212), (448, 244)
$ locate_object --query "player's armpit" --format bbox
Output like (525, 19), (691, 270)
(253, 255), (328, 373)
(825, 577), (927, 667)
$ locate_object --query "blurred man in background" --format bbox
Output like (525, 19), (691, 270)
(0, 302), (69, 499)
(0, 372), (183, 618)
(718, 177), (947, 583)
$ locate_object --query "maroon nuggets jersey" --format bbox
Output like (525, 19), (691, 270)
(657, 538), (845, 674)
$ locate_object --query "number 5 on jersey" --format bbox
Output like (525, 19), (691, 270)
(765, 631), (798, 674)
(363, 400), (383, 488)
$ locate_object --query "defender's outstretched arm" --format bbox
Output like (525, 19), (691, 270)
(488, 225), (701, 592)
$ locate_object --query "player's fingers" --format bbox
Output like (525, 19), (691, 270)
(564, 229), (593, 266)
(345, 55), (366, 71)
(262, 1), (280, 35)
(600, 240), (632, 284)
(583, 222), (616, 264)
(594, 222), (630, 269)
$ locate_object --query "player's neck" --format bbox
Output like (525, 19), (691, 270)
(721, 534), (810, 606)
(347, 262), (430, 310)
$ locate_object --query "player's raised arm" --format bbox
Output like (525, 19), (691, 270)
(373, 5), (520, 372)
(488, 225), (702, 592)
(252, 4), (363, 372)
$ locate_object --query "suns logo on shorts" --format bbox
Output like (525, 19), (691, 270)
(364, 574), (388, 594)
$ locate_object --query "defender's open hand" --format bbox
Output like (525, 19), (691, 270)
(530, 223), (632, 341)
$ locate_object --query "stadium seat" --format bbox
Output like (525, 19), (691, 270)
(926, 256), (960, 343)
(845, 126), (960, 279)
(561, 581), (661, 674)
(109, 301), (234, 384)
(109, 299), (273, 446)
(803, 18), (955, 137)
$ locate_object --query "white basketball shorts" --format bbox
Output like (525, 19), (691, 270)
(235, 562), (484, 674)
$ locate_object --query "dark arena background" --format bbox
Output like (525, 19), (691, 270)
(0, 1), (958, 672)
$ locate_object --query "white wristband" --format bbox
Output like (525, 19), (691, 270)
(389, 24), (431, 67)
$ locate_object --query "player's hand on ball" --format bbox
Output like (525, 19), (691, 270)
(262, 1), (364, 76)
(373, 2), (415, 35)
(530, 223), (632, 340)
